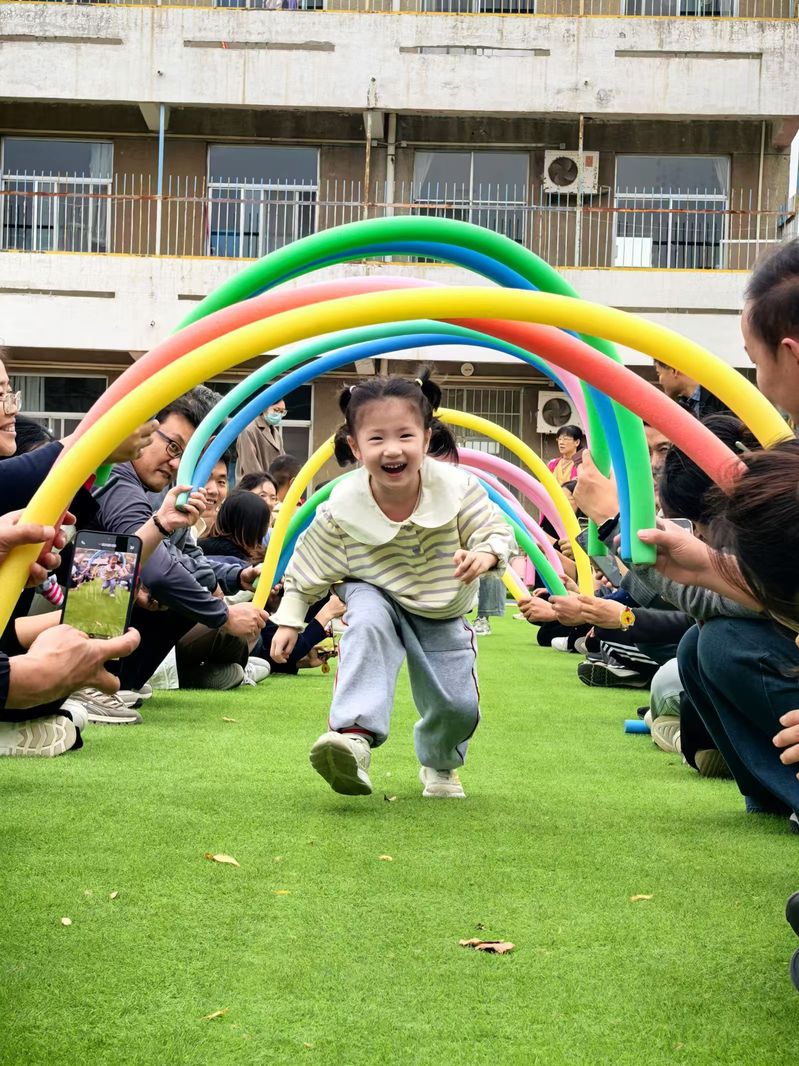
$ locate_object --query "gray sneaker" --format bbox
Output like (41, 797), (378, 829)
(0, 714), (78, 757)
(180, 663), (245, 691)
(117, 683), (153, 709)
(71, 688), (142, 725)
(309, 731), (373, 796)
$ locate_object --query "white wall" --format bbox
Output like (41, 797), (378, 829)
(0, 252), (748, 368)
(1, 6), (796, 120)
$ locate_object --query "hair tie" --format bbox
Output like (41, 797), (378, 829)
(349, 384), (358, 394)
(414, 378), (424, 388)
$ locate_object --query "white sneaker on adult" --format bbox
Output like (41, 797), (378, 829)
(419, 766), (466, 799)
(117, 683), (154, 708)
(242, 657), (272, 686)
(0, 715), (77, 757)
(309, 731), (372, 795)
(550, 636), (570, 652)
(60, 698), (90, 732)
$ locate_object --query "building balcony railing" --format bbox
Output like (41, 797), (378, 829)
(0, 0), (795, 18)
(0, 176), (792, 272)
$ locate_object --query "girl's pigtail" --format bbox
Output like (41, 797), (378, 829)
(415, 366), (442, 413)
(333, 424), (357, 467)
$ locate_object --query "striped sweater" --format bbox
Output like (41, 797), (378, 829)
(271, 458), (516, 628)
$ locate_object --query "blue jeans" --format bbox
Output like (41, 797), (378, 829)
(678, 619), (799, 815)
(476, 572), (506, 618)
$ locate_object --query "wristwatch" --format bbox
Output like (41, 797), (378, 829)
(619, 607), (636, 631)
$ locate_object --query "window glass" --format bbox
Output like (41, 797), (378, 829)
(208, 146), (318, 185)
(616, 155), (729, 194)
(2, 138), (112, 179)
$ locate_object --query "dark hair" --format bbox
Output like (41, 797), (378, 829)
(237, 470), (277, 494)
(332, 369), (455, 466)
(8, 415), (54, 455)
(659, 414), (758, 527)
(213, 490), (270, 558)
(704, 439), (799, 624)
(191, 385), (225, 420)
(427, 417), (458, 463)
(268, 453), (303, 489)
(744, 239), (799, 354)
(155, 393), (203, 429)
(556, 424), (584, 447)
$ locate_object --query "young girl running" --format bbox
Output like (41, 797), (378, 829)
(270, 372), (515, 799)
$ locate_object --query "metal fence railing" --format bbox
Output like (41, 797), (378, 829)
(0, 0), (796, 17)
(0, 175), (792, 271)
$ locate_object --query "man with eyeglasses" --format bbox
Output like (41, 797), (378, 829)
(82, 391), (268, 722)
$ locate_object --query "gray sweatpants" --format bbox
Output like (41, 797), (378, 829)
(329, 581), (481, 770)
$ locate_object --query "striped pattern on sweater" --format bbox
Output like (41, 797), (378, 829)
(272, 477), (516, 628)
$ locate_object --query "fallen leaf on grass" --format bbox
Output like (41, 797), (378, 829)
(630, 894), (654, 902)
(204, 1008), (230, 1021)
(60, 917), (72, 927)
(459, 939), (514, 954)
(383, 794), (398, 803)
(109, 891), (119, 900)
(273, 890), (291, 896)
(222, 717), (238, 723)
(205, 853), (240, 867)
(274, 856), (284, 863)
(303, 1043), (314, 1049)
(378, 855), (393, 862)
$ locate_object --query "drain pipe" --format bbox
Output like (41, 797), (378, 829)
(386, 112), (397, 218)
(755, 118), (766, 247)
(155, 102), (166, 256)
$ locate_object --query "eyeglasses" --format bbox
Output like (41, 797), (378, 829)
(155, 428), (184, 460)
(0, 391), (22, 416)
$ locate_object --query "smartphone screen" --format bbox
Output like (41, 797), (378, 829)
(669, 518), (694, 535)
(61, 532), (142, 640)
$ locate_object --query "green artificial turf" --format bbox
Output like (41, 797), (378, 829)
(2, 613), (797, 1065)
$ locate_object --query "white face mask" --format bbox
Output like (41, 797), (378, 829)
(265, 411), (285, 427)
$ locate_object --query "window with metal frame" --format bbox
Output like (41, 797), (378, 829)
(441, 386), (523, 469)
(10, 374), (108, 438)
(207, 146), (319, 259)
(412, 150), (529, 244)
(0, 138), (113, 254)
(614, 155), (730, 269)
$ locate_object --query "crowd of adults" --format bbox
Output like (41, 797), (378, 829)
(2, 240), (799, 987)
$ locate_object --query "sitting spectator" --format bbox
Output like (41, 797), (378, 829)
(84, 392), (268, 710)
(237, 470), (279, 510)
(269, 453), (303, 505)
(199, 490), (270, 565)
(200, 449), (232, 537)
(0, 510), (140, 757)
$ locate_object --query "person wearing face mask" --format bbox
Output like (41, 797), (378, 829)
(236, 400), (286, 480)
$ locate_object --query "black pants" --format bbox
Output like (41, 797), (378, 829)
(114, 605), (196, 690)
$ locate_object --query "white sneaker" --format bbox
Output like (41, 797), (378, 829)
(419, 766), (466, 799)
(550, 636), (570, 652)
(60, 698), (89, 732)
(0, 715), (77, 757)
(309, 731), (373, 796)
(242, 657), (271, 686)
(512, 612), (525, 621)
(473, 617), (491, 636)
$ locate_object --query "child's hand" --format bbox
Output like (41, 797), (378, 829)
(453, 549), (497, 585)
(271, 625), (299, 663)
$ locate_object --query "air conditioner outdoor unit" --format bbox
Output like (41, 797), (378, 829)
(536, 390), (580, 434)
(542, 150), (600, 196)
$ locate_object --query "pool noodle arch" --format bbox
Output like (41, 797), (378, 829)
(177, 315), (592, 493)
(184, 313), (742, 557)
(174, 217), (638, 552)
(0, 286), (788, 629)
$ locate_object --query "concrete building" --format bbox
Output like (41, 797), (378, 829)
(0, 1), (796, 470)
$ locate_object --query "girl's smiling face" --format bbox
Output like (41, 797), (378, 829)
(347, 397), (431, 495)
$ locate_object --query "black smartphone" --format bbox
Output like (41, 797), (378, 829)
(592, 552), (623, 587)
(669, 518), (695, 535)
(61, 531), (142, 640)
